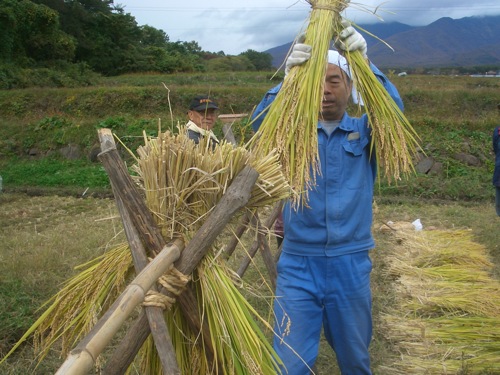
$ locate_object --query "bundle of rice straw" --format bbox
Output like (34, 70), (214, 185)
(339, 34), (421, 183)
(2, 129), (291, 374)
(249, 0), (420, 207)
(378, 229), (500, 373)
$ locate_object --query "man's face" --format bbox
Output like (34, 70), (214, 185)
(188, 108), (217, 130)
(320, 63), (352, 121)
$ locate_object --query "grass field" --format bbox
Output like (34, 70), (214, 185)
(0, 193), (498, 374)
(0, 71), (500, 373)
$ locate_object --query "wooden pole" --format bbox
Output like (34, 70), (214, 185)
(106, 164), (259, 374)
(218, 113), (247, 146)
(236, 201), (283, 286)
(55, 240), (183, 375)
(98, 129), (217, 374)
(104, 286), (216, 375)
(98, 129), (213, 374)
(97, 129), (166, 256)
(222, 211), (252, 259)
(114, 195), (180, 374)
(258, 227), (278, 291)
(99, 128), (180, 374)
(222, 123), (237, 145)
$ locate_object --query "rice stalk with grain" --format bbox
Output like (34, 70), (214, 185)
(249, 0), (348, 207)
(249, 0), (421, 207)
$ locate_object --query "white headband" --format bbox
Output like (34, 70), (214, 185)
(327, 50), (363, 105)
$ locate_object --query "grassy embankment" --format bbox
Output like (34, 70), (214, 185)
(0, 72), (499, 373)
(0, 72), (498, 200)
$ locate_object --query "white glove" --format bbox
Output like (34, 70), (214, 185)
(335, 19), (367, 58)
(285, 33), (311, 75)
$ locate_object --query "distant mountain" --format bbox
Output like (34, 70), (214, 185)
(265, 15), (500, 69)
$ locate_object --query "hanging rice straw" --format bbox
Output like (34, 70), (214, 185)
(340, 42), (421, 183)
(249, 0), (421, 207)
(0, 244), (132, 364)
(249, 0), (348, 207)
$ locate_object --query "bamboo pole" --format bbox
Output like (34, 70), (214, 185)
(55, 240), (183, 375)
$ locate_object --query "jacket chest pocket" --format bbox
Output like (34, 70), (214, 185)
(340, 134), (370, 189)
(341, 132), (368, 156)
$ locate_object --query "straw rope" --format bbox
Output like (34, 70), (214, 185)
(311, 4), (341, 11)
(143, 264), (191, 310)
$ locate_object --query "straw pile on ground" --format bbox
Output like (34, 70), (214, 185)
(3, 128), (291, 374)
(378, 228), (500, 374)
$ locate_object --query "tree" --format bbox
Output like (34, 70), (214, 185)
(1, 0), (247, 76)
(239, 49), (273, 71)
(140, 25), (169, 48)
(0, 0), (75, 63)
(206, 56), (255, 72)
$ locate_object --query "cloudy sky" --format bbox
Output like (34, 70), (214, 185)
(116, 0), (500, 55)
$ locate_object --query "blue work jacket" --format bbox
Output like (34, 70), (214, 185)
(251, 62), (404, 257)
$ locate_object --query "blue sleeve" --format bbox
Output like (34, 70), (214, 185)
(370, 62), (404, 111)
(250, 82), (282, 132)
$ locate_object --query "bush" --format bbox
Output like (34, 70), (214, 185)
(0, 62), (98, 89)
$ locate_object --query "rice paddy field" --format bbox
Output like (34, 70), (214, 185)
(0, 71), (500, 374)
(0, 194), (498, 374)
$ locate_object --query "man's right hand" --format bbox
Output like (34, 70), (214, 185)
(285, 33), (311, 75)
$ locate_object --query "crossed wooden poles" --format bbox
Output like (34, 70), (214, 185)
(55, 128), (281, 374)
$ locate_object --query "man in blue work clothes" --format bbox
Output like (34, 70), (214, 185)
(251, 20), (404, 374)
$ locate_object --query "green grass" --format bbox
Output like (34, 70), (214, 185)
(1, 72), (498, 202)
(0, 158), (110, 189)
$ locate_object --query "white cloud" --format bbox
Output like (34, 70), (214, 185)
(116, 0), (500, 55)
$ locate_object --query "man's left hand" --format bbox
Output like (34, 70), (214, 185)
(335, 19), (367, 58)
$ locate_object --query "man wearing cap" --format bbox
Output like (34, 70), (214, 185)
(251, 20), (403, 375)
(186, 95), (219, 148)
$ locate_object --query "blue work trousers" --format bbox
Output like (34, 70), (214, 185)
(273, 251), (373, 375)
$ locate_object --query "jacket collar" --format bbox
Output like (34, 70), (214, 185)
(316, 113), (356, 132)
(186, 120), (219, 142)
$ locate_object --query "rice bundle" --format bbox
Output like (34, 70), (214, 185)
(379, 229), (500, 373)
(132, 127), (291, 241)
(340, 45), (421, 183)
(129, 128), (290, 373)
(249, 0), (421, 206)
(249, 0), (348, 207)
(2, 128), (290, 374)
